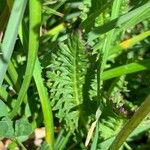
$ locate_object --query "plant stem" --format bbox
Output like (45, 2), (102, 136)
(108, 94), (150, 150)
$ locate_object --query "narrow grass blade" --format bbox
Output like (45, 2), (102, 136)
(34, 60), (54, 149)
(58, 131), (71, 150)
(88, 2), (150, 42)
(9, 0), (41, 118)
(108, 94), (150, 150)
(90, 123), (99, 150)
(7, 61), (20, 91)
(110, 31), (150, 55)
(102, 59), (150, 81)
(0, 0), (27, 86)
(97, 0), (123, 106)
(19, 20), (55, 149)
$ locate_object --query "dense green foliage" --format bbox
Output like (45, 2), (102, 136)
(0, 0), (150, 149)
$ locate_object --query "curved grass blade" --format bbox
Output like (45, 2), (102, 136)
(108, 94), (150, 150)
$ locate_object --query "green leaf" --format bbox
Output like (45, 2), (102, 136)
(0, 100), (8, 117)
(46, 31), (88, 131)
(15, 118), (33, 142)
(0, 117), (14, 138)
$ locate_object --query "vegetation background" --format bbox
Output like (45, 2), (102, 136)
(0, 0), (150, 149)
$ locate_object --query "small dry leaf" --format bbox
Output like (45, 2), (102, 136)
(85, 120), (98, 147)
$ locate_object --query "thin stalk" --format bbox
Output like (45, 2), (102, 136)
(108, 94), (150, 150)
(99, 0), (123, 76)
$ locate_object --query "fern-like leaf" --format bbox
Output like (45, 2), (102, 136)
(46, 31), (87, 131)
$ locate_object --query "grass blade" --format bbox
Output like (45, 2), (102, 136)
(0, 0), (27, 86)
(34, 60), (54, 149)
(102, 59), (150, 81)
(19, 18), (55, 149)
(110, 31), (150, 55)
(9, 0), (41, 118)
(88, 2), (150, 42)
(97, 0), (123, 105)
(108, 94), (150, 150)
(90, 123), (99, 150)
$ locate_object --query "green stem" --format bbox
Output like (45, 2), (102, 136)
(108, 94), (150, 150)
(9, 0), (41, 118)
